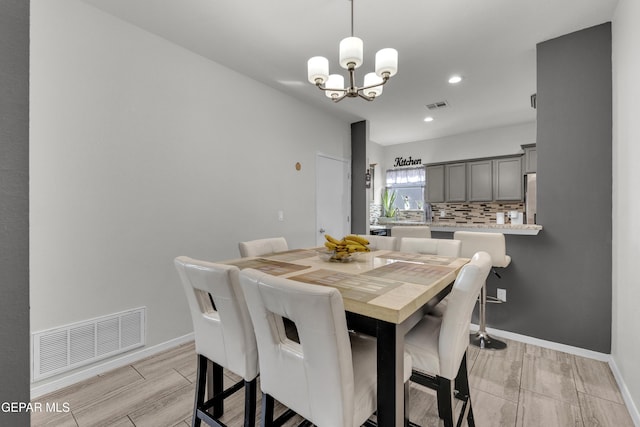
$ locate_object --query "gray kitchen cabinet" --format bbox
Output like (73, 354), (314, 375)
(467, 160), (493, 201)
(445, 163), (466, 202)
(493, 156), (523, 200)
(426, 165), (445, 203)
(523, 144), (537, 173)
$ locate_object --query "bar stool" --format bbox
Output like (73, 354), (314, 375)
(238, 237), (288, 257)
(453, 231), (511, 350)
(174, 257), (259, 427)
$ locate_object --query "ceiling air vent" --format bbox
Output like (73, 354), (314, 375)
(425, 100), (449, 110)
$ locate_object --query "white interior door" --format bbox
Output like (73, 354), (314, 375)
(316, 154), (350, 246)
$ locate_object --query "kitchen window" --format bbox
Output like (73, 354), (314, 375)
(386, 166), (426, 211)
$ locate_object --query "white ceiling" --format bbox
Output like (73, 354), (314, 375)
(82, 0), (618, 145)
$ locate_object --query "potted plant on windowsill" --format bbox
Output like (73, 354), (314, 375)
(378, 188), (397, 224)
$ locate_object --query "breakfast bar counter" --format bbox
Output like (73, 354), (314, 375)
(373, 221), (543, 235)
(429, 222), (542, 235)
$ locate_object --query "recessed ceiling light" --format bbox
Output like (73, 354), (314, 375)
(448, 75), (463, 84)
(424, 116), (434, 122)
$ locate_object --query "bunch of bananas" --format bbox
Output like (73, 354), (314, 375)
(324, 234), (370, 260)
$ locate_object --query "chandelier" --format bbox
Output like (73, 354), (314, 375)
(306, 0), (398, 102)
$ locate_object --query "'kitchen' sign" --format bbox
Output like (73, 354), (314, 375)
(393, 156), (422, 167)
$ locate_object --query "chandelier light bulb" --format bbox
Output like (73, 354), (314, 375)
(375, 48), (398, 77)
(307, 56), (329, 85)
(364, 73), (383, 97)
(325, 74), (345, 99)
(339, 37), (364, 69)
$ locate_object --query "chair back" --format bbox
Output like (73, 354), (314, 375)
(174, 257), (258, 381)
(239, 269), (356, 427)
(438, 252), (492, 378)
(238, 237), (288, 257)
(398, 237), (461, 257)
(453, 231), (511, 267)
(391, 226), (431, 238)
(362, 234), (398, 251)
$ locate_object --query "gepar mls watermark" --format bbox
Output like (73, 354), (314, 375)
(1, 401), (70, 413)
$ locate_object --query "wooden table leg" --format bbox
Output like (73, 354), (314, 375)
(376, 320), (405, 427)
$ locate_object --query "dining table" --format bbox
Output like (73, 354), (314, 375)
(221, 247), (469, 427)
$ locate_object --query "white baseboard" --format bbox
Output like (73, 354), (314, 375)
(471, 324), (640, 427)
(609, 358), (640, 427)
(469, 323), (610, 361)
(30, 332), (194, 399)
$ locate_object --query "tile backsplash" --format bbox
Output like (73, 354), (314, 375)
(395, 209), (425, 222)
(370, 206), (425, 223)
(431, 202), (525, 223)
(370, 202), (526, 224)
(370, 204), (383, 224)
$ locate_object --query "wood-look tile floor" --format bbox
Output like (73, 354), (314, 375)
(31, 338), (635, 427)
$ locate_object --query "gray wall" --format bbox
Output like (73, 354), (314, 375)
(351, 121), (368, 234)
(0, 0), (31, 424)
(534, 22), (612, 352)
(434, 23), (612, 353)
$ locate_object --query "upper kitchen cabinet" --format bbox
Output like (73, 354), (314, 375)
(426, 165), (445, 203)
(425, 153), (523, 203)
(467, 160), (493, 202)
(445, 163), (467, 202)
(493, 156), (523, 200)
(522, 143), (537, 173)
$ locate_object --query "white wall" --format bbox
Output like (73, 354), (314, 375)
(30, 0), (350, 386)
(612, 0), (640, 418)
(379, 121), (536, 173)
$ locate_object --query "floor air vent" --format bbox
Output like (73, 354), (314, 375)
(32, 307), (145, 381)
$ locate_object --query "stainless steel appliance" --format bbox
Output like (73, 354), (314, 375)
(524, 173), (537, 224)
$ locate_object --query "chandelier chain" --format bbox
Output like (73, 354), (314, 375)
(350, 0), (354, 37)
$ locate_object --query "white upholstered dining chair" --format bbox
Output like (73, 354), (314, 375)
(391, 225), (432, 238)
(398, 236), (463, 316)
(239, 268), (411, 427)
(359, 234), (398, 251)
(397, 237), (462, 257)
(238, 237), (288, 258)
(404, 251), (492, 427)
(174, 256), (259, 427)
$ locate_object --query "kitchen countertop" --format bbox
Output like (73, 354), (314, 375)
(371, 221), (543, 236)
